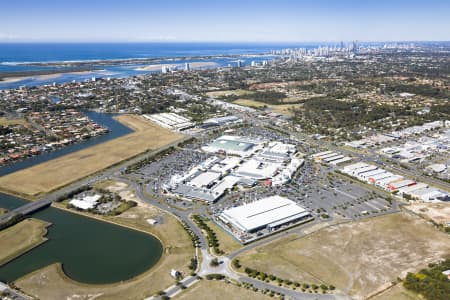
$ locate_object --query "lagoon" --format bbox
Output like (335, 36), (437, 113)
(0, 194), (163, 284)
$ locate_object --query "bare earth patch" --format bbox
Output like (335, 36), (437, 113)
(405, 202), (450, 225)
(238, 212), (450, 300)
(94, 180), (129, 192)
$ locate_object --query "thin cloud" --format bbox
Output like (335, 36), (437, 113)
(0, 32), (23, 40)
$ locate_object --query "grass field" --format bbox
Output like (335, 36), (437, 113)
(233, 99), (266, 108)
(0, 115), (184, 197)
(206, 89), (254, 98)
(15, 200), (195, 300)
(232, 99), (301, 116)
(206, 220), (242, 254)
(175, 280), (273, 300)
(238, 212), (450, 300)
(0, 218), (50, 266)
(0, 117), (28, 126)
(206, 88), (303, 117)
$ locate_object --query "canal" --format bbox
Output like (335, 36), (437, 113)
(0, 111), (133, 177)
(0, 194), (163, 284)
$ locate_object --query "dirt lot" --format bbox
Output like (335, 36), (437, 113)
(405, 202), (450, 225)
(175, 280), (273, 300)
(0, 218), (50, 266)
(15, 200), (195, 300)
(0, 115), (184, 197)
(372, 284), (421, 300)
(94, 180), (129, 192)
(238, 212), (450, 300)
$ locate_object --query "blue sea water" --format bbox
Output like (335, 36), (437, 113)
(0, 42), (313, 65)
(0, 42), (317, 89)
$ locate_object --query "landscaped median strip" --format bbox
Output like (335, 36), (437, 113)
(191, 214), (224, 255)
(237, 263), (336, 295)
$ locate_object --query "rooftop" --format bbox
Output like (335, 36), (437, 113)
(220, 196), (310, 232)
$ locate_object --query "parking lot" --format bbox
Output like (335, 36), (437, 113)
(212, 159), (396, 223)
(123, 125), (398, 243)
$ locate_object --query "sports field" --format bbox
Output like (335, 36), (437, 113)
(0, 115), (184, 197)
(238, 213), (450, 300)
(0, 218), (50, 266)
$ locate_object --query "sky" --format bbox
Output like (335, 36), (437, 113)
(0, 0), (449, 42)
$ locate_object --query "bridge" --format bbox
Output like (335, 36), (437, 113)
(0, 198), (53, 224)
(0, 136), (192, 227)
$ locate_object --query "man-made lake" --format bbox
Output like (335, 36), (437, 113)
(0, 194), (163, 284)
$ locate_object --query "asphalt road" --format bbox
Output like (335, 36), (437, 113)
(135, 181), (351, 300)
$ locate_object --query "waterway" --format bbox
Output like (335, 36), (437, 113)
(0, 194), (163, 284)
(0, 111), (133, 177)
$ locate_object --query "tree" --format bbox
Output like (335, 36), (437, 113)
(210, 258), (219, 267)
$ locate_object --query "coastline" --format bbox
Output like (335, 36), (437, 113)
(135, 61), (219, 71)
(0, 71), (98, 85)
(0, 77), (28, 84)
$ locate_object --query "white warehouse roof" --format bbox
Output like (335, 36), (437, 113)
(234, 159), (280, 180)
(220, 196), (310, 232)
(188, 171), (221, 188)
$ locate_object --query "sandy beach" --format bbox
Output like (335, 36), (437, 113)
(0, 70), (96, 85)
(36, 74), (62, 80)
(0, 77), (29, 84)
(66, 70), (96, 76)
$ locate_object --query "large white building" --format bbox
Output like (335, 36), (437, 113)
(143, 113), (194, 131)
(219, 196), (311, 233)
(69, 194), (101, 210)
(202, 135), (264, 157)
(169, 136), (303, 202)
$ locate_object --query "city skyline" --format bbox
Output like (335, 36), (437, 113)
(1, 0), (450, 43)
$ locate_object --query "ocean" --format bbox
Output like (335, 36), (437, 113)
(0, 42), (314, 65)
(0, 42), (316, 89)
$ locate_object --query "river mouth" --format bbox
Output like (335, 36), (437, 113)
(0, 194), (163, 284)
